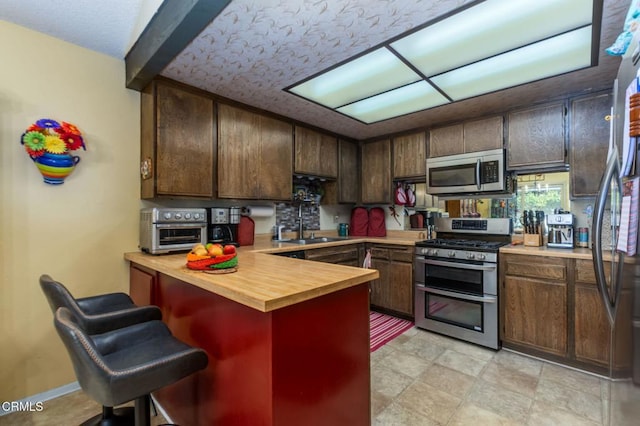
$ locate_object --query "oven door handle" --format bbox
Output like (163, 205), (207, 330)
(417, 257), (496, 271)
(416, 285), (497, 303)
(155, 223), (206, 229)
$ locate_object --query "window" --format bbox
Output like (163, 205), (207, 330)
(513, 172), (571, 232)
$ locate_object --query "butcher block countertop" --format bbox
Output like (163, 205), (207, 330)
(124, 233), (428, 312)
(125, 248), (379, 312)
(500, 244), (594, 259)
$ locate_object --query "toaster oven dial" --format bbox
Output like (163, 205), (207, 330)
(184, 213), (192, 220)
(163, 212), (172, 220)
(175, 213), (182, 219)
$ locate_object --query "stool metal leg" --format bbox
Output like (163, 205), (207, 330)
(134, 395), (151, 426)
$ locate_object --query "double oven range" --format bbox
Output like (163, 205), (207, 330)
(414, 218), (512, 350)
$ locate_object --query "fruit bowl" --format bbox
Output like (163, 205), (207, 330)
(186, 243), (238, 271)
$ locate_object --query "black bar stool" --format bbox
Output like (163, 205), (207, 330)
(40, 274), (161, 335)
(54, 307), (208, 426)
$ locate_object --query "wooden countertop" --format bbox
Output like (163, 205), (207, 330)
(500, 244), (593, 259)
(125, 247), (379, 313)
(125, 234), (425, 312)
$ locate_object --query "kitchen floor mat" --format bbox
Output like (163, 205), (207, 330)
(370, 311), (413, 352)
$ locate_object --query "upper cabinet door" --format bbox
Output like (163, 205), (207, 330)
(463, 116), (503, 153)
(294, 126), (338, 178)
(217, 104), (293, 200)
(361, 139), (391, 204)
(429, 124), (463, 158)
(141, 81), (215, 199)
(507, 102), (567, 171)
(569, 92), (612, 198)
(259, 115), (293, 200)
(217, 104), (261, 199)
(338, 139), (359, 203)
(393, 131), (426, 179)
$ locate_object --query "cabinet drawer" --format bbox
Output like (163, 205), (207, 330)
(369, 247), (390, 260)
(575, 258), (611, 285)
(305, 245), (359, 264)
(503, 254), (567, 281)
(390, 246), (414, 263)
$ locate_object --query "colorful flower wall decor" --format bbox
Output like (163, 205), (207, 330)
(20, 118), (86, 185)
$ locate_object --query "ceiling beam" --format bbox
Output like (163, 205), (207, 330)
(125, 0), (231, 91)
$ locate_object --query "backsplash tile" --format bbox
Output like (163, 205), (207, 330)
(276, 202), (320, 235)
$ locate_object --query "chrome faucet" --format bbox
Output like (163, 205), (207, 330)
(298, 202), (304, 239)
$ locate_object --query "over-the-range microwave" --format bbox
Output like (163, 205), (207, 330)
(426, 148), (512, 196)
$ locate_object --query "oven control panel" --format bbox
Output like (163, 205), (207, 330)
(415, 247), (497, 263)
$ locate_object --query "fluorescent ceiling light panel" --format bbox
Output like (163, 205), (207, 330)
(431, 26), (593, 101)
(391, 0), (593, 77)
(285, 0), (597, 124)
(336, 81), (449, 123)
(288, 48), (420, 108)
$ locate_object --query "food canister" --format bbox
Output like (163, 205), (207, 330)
(577, 227), (589, 248)
(338, 223), (349, 237)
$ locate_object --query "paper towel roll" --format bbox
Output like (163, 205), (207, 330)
(244, 205), (274, 217)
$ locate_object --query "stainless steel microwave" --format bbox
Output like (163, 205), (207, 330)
(426, 148), (506, 196)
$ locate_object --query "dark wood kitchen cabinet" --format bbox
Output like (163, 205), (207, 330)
(569, 92), (612, 198)
(361, 138), (391, 204)
(217, 104), (293, 200)
(428, 116), (503, 158)
(501, 254), (568, 357)
(429, 124), (463, 157)
(574, 259), (611, 367)
(507, 102), (566, 170)
(304, 244), (362, 267)
(393, 131), (426, 179)
(140, 81), (215, 199)
(338, 139), (359, 203)
(367, 243), (413, 319)
(294, 126), (338, 178)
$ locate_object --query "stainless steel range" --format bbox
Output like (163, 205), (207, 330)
(414, 218), (512, 349)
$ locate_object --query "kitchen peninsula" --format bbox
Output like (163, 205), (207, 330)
(125, 248), (379, 426)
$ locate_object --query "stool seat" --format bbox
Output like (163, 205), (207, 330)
(55, 307), (208, 425)
(40, 274), (161, 335)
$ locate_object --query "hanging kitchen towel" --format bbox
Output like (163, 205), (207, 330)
(368, 207), (386, 237)
(237, 216), (255, 246)
(394, 182), (407, 205)
(350, 207), (369, 236)
(405, 184), (416, 207)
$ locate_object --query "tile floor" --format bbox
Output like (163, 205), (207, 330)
(372, 327), (611, 425)
(0, 326), (631, 425)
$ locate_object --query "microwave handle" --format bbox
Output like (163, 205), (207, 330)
(476, 159), (481, 190)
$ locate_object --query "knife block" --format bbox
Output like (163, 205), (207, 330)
(524, 232), (542, 247)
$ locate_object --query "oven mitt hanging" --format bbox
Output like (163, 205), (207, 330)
(405, 184), (416, 207)
(394, 182), (407, 205)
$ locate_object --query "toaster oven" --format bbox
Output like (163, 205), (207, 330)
(139, 208), (207, 255)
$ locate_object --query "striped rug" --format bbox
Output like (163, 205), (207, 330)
(370, 311), (414, 352)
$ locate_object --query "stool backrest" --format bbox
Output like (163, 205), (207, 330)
(54, 307), (113, 405)
(39, 274), (88, 327)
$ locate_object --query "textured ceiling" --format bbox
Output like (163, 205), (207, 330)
(0, 0), (630, 140)
(0, 0), (161, 58)
(162, 0), (629, 139)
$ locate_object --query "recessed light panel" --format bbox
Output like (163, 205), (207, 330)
(390, 0), (593, 77)
(285, 0), (598, 124)
(431, 26), (593, 101)
(336, 81), (449, 123)
(288, 48), (420, 108)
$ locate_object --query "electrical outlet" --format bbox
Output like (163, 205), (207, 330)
(333, 215), (339, 223)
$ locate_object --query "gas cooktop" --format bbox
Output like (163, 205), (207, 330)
(416, 238), (510, 251)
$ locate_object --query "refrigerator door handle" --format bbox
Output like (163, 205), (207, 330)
(592, 153), (624, 326)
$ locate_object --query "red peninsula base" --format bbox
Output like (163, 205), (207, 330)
(142, 272), (371, 426)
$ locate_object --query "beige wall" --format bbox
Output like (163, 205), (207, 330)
(0, 21), (141, 401)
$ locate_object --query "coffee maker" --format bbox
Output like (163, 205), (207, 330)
(208, 207), (240, 246)
(546, 213), (575, 249)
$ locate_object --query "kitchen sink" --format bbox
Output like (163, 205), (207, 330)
(282, 237), (348, 245)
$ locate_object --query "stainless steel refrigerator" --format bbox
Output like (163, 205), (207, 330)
(592, 48), (640, 425)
